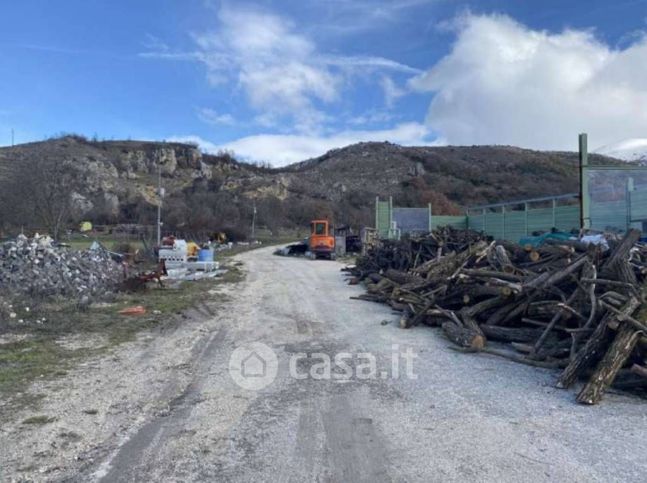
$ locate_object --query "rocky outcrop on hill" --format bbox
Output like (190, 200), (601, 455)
(0, 135), (624, 235)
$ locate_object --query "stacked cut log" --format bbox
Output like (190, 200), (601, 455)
(344, 227), (647, 405)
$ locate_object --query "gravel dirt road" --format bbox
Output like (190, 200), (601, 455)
(2, 245), (647, 482)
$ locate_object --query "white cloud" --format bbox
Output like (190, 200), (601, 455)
(190, 7), (339, 132)
(321, 55), (422, 74)
(381, 76), (406, 108)
(142, 6), (420, 133)
(142, 33), (169, 52)
(170, 122), (433, 166)
(307, 0), (438, 36)
(410, 14), (647, 150)
(348, 110), (395, 126)
(196, 107), (236, 126)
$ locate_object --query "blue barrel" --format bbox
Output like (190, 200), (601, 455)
(198, 248), (214, 262)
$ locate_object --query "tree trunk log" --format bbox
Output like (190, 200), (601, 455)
(556, 297), (640, 389)
(576, 323), (643, 404)
(442, 322), (485, 350)
(480, 325), (544, 343)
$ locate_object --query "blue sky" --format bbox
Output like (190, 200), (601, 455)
(1, 0), (647, 165)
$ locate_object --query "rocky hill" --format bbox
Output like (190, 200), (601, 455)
(0, 135), (621, 237)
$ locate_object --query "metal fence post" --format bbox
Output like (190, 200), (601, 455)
(428, 203), (433, 232)
(552, 198), (557, 229)
(579, 133), (590, 230)
(524, 202), (529, 235)
(627, 177), (634, 230)
(375, 196), (379, 234)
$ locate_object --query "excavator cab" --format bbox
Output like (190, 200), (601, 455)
(308, 220), (336, 260)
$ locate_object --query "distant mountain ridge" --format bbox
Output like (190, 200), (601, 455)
(596, 138), (647, 163)
(0, 136), (624, 236)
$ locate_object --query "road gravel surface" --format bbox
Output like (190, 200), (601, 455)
(2, 246), (647, 482)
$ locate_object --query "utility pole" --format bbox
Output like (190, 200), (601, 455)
(157, 164), (164, 246)
(251, 200), (257, 241)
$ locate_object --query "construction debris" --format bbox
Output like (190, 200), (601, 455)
(344, 227), (647, 404)
(119, 305), (147, 316)
(0, 234), (124, 299)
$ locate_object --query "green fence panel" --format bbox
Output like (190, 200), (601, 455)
(431, 215), (467, 230)
(555, 205), (580, 232)
(631, 190), (647, 222)
(484, 212), (504, 240)
(526, 207), (553, 234)
(503, 211), (526, 241)
(376, 200), (391, 238)
(467, 213), (485, 232)
(590, 199), (627, 233)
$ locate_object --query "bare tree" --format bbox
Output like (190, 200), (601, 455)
(0, 157), (82, 238)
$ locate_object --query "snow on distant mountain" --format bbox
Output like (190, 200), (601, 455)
(595, 138), (647, 162)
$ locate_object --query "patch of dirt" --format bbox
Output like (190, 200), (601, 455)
(0, 265), (243, 481)
(0, 333), (32, 345)
(56, 333), (109, 351)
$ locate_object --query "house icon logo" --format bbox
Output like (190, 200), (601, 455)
(241, 351), (267, 378)
(229, 342), (278, 390)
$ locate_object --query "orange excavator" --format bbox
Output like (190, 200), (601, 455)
(308, 219), (336, 260)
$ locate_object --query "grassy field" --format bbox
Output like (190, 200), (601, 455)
(63, 228), (304, 253)
(64, 235), (147, 252)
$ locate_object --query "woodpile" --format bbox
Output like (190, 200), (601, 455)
(344, 227), (647, 404)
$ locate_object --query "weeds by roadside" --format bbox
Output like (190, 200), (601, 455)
(0, 261), (245, 414)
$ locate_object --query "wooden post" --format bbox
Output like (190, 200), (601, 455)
(552, 198), (557, 230)
(502, 205), (506, 240)
(524, 202), (529, 236)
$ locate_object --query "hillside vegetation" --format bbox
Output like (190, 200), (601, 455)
(0, 135), (620, 238)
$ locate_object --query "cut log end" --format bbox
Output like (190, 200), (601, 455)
(442, 322), (486, 350)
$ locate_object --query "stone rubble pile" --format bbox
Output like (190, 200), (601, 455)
(0, 234), (124, 298)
